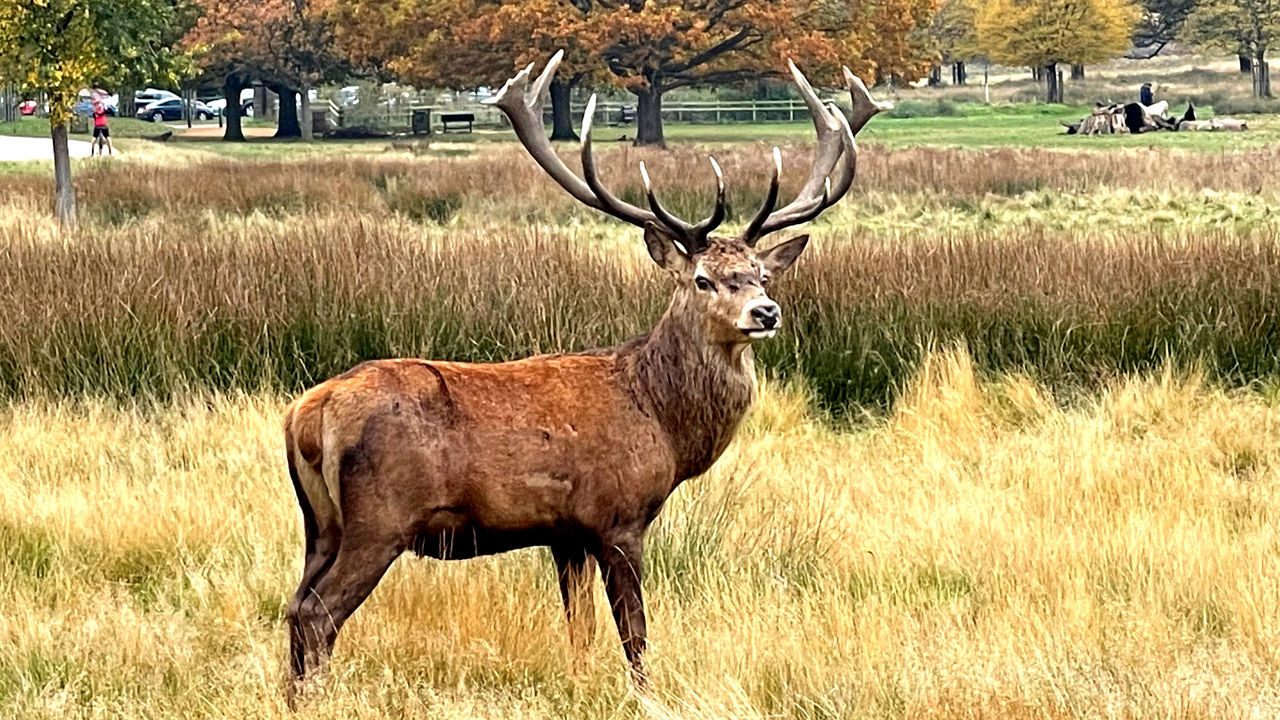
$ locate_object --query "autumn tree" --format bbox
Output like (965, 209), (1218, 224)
(1185, 0), (1278, 97)
(0, 0), (184, 225)
(454, 1), (601, 140)
(929, 0), (980, 83)
(184, 0), (345, 140)
(333, 0), (599, 140)
(578, 0), (936, 146)
(333, 0), (938, 146)
(975, 0), (1139, 103)
(858, 0), (945, 87)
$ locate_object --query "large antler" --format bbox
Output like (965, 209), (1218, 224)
(487, 50), (725, 252)
(488, 51), (890, 253)
(739, 62), (893, 246)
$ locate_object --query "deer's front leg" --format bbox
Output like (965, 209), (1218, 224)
(552, 544), (597, 656)
(598, 536), (648, 688)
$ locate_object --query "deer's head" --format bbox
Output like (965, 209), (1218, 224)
(489, 51), (890, 346)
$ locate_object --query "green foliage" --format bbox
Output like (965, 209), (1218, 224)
(929, 0), (982, 64)
(0, 0), (186, 125)
(887, 98), (964, 118)
(1184, 0), (1280, 57)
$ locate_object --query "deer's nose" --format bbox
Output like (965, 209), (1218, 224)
(751, 303), (780, 329)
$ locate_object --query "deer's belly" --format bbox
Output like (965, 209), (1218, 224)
(409, 521), (556, 560)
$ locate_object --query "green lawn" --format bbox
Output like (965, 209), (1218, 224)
(0, 116), (174, 139)
(173, 104), (1278, 158)
(2, 102), (1276, 167)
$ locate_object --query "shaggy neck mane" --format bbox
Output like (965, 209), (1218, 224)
(619, 291), (757, 481)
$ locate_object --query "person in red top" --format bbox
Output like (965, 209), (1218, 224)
(91, 99), (113, 156)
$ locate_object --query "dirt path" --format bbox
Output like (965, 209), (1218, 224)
(0, 135), (94, 161)
(178, 124), (275, 139)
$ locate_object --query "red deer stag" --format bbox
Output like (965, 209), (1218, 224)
(283, 50), (889, 701)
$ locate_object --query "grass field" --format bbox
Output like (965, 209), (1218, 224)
(2, 359), (1278, 719)
(3, 59), (1280, 718)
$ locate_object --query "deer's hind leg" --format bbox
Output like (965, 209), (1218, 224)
(288, 523), (402, 702)
(285, 445), (343, 692)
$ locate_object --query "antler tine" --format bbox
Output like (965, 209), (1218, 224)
(844, 65), (894, 135)
(690, 156), (727, 244)
(738, 61), (845, 243)
(777, 61), (844, 208)
(745, 63), (887, 242)
(756, 104), (857, 237)
(580, 94), (660, 226)
(486, 51), (595, 208)
(488, 51), (661, 230)
(638, 162), (700, 245)
(740, 147), (781, 246)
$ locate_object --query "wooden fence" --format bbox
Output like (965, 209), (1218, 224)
(334, 97), (827, 134)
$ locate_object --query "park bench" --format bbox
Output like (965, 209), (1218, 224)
(440, 112), (474, 133)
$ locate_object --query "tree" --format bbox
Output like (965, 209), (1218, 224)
(334, 0), (937, 147)
(1185, 0), (1279, 98)
(333, 0), (601, 140)
(0, 0), (184, 226)
(929, 0), (980, 83)
(453, 0), (601, 140)
(1131, 0), (1197, 57)
(578, 0), (937, 146)
(975, 0), (1139, 102)
(184, 0), (346, 140)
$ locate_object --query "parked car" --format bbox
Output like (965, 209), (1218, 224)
(18, 99), (38, 116)
(135, 88), (179, 106)
(205, 88), (255, 116)
(136, 98), (216, 122)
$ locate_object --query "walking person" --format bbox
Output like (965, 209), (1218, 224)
(91, 97), (113, 156)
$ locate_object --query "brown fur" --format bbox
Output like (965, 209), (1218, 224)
(283, 230), (808, 702)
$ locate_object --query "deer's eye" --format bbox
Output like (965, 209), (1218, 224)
(695, 276), (715, 292)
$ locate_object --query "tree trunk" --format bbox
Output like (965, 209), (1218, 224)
(119, 85), (137, 118)
(275, 87), (301, 138)
(1071, 64), (1085, 80)
(1031, 66), (1043, 82)
(253, 86), (266, 119)
(1240, 54), (1254, 73)
(633, 85), (664, 147)
(549, 79), (577, 141)
(50, 123), (76, 227)
(952, 61), (967, 85)
(1044, 64), (1061, 103)
(1255, 52), (1272, 98)
(928, 65), (942, 86)
(223, 75), (246, 142)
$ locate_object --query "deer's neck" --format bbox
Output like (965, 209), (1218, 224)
(625, 296), (757, 481)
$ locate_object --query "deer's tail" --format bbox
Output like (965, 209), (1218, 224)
(284, 393), (344, 551)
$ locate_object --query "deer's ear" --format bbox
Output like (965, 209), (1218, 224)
(644, 223), (692, 273)
(758, 234), (809, 275)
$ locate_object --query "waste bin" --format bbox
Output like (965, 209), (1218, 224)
(411, 108), (432, 135)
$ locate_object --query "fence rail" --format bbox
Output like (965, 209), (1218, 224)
(335, 97), (831, 134)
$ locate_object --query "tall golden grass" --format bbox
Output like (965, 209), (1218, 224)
(1, 203), (1279, 411)
(1, 351), (1277, 718)
(4, 144), (1280, 226)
